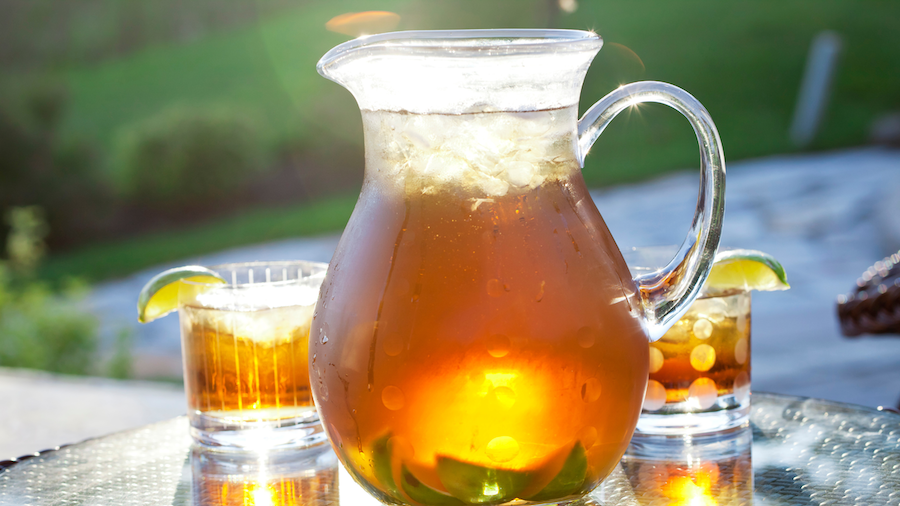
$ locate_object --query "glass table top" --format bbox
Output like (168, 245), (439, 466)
(2, 392), (899, 505)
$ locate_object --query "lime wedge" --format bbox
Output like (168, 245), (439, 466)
(402, 465), (464, 506)
(371, 433), (402, 499)
(525, 442), (587, 502)
(137, 266), (225, 323)
(436, 456), (532, 504)
(705, 249), (790, 292)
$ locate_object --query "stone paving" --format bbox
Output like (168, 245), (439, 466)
(2, 146), (899, 459)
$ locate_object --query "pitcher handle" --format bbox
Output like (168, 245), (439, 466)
(578, 81), (726, 341)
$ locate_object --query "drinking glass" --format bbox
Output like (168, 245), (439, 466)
(178, 260), (328, 450)
(628, 248), (751, 435)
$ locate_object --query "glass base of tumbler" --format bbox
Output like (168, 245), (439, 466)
(635, 393), (750, 436)
(189, 409), (327, 451)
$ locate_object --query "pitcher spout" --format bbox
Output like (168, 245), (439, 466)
(317, 29), (603, 114)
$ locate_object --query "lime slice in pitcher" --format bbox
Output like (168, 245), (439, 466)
(137, 266), (225, 323)
(705, 249), (790, 292)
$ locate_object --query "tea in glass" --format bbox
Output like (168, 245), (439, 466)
(179, 261), (328, 449)
(637, 289), (751, 435)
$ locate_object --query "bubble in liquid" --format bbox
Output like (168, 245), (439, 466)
(649, 346), (664, 373)
(643, 380), (667, 412)
(581, 378), (602, 402)
(486, 334), (511, 358)
(578, 426), (598, 449)
(382, 386), (405, 410)
(690, 344), (716, 371)
(688, 377), (718, 410)
(733, 371), (750, 403)
(487, 278), (505, 297)
(388, 436), (414, 460)
(692, 318), (713, 340)
(576, 326), (597, 348)
(734, 337), (748, 365)
(486, 436), (520, 462)
(492, 386), (516, 409)
(383, 334), (404, 357)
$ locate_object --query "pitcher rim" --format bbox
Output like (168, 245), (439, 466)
(318, 29), (603, 73)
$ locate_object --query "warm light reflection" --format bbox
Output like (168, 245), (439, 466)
(325, 11), (401, 37)
(621, 428), (753, 505)
(661, 465), (719, 506)
(191, 446), (339, 506)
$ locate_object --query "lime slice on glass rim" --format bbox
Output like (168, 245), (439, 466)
(704, 249), (790, 292)
(137, 266), (226, 323)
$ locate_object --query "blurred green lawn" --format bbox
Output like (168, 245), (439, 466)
(35, 0), (900, 283)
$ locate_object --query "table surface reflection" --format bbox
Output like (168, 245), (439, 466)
(2, 392), (900, 505)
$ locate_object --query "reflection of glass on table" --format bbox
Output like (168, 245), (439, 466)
(191, 444), (338, 506)
(612, 427), (753, 505)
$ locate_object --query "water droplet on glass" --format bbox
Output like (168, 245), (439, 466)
(734, 337), (748, 365)
(733, 371), (750, 403)
(486, 278), (504, 297)
(649, 346), (664, 373)
(643, 380), (666, 411)
(692, 318), (713, 340)
(690, 344), (716, 371)
(383, 334), (404, 356)
(492, 386), (516, 409)
(486, 436), (519, 462)
(577, 426), (598, 449)
(382, 386), (405, 410)
(321, 332), (329, 344)
(576, 326), (596, 348)
(581, 378), (602, 402)
(688, 377), (718, 410)
(486, 334), (510, 358)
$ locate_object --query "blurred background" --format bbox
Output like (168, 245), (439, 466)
(0, 0), (899, 456)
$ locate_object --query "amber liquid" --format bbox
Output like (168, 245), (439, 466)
(311, 109), (649, 505)
(181, 304), (315, 422)
(645, 292), (751, 411)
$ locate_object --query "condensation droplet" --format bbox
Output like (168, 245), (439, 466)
(321, 332), (329, 344)
(576, 326), (596, 348)
(383, 334), (404, 357)
(577, 426), (598, 449)
(733, 371), (750, 403)
(649, 346), (664, 373)
(388, 436), (414, 460)
(487, 278), (504, 297)
(486, 334), (511, 358)
(692, 318), (713, 340)
(688, 377), (718, 410)
(492, 386), (516, 409)
(382, 386), (405, 410)
(486, 436), (519, 462)
(643, 380), (667, 412)
(734, 337), (748, 365)
(581, 378), (602, 402)
(690, 344), (716, 371)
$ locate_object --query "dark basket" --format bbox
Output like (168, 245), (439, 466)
(837, 251), (900, 337)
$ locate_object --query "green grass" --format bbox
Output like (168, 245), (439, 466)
(39, 194), (358, 284)
(35, 0), (900, 282)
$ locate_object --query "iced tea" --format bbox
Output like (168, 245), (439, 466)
(311, 107), (650, 505)
(179, 261), (327, 448)
(639, 290), (751, 433)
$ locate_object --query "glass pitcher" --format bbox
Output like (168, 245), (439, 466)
(310, 29), (725, 506)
